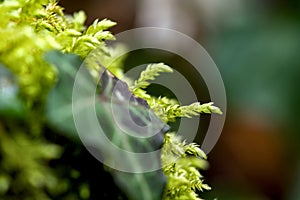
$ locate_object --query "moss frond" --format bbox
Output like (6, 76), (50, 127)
(131, 63), (222, 199)
(131, 63), (173, 92)
(161, 133), (211, 200)
(0, 1), (117, 199)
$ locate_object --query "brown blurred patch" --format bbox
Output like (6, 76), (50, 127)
(59, 0), (136, 33)
(206, 110), (292, 199)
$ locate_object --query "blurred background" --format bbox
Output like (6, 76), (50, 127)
(59, 0), (300, 199)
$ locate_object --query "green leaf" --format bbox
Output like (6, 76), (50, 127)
(45, 50), (168, 200)
(45, 50), (84, 138)
(0, 64), (25, 118)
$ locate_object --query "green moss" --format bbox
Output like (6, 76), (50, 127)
(131, 63), (221, 199)
(0, 1), (220, 199)
(161, 133), (211, 200)
(0, 0), (116, 199)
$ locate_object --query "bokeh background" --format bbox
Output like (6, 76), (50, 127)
(59, 0), (300, 199)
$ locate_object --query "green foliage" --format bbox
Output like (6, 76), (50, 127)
(45, 51), (168, 200)
(0, 65), (25, 118)
(0, 0), (115, 105)
(131, 63), (221, 199)
(162, 133), (211, 200)
(0, 0), (117, 199)
(0, 123), (63, 199)
(82, 43), (128, 81)
(162, 102), (222, 123)
(0, 0), (221, 200)
(131, 63), (173, 92)
(132, 62), (221, 121)
(149, 97), (222, 123)
(44, 51), (83, 136)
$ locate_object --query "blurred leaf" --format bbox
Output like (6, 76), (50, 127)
(45, 51), (168, 200)
(45, 51), (84, 137)
(0, 64), (25, 118)
(211, 21), (300, 125)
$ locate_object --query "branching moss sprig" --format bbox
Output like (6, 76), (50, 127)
(131, 63), (173, 92)
(161, 133), (211, 200)
(131, 63), (222, 199)
(0, 0), (118, 199)
(132, 63), (222, 123)
(0, 0), (221, 199)
(33, 0), (116, 58)
(0, 0), (116, 104)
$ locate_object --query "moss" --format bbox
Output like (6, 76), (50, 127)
(0, 1), (220, 199)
